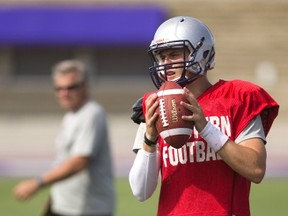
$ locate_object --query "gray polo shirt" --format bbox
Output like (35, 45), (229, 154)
(51, 100), (115, 215)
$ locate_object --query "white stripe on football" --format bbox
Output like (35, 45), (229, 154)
(160, 128), (193, 139)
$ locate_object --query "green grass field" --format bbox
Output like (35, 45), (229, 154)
(1, 178), (288, 215)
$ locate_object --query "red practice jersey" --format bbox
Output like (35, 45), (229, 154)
(142, 79), (279, 216)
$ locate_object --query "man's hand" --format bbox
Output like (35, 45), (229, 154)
(144, 93), (159, 142)
(13, 178), (41, 201)
(181, 87), (208, 132)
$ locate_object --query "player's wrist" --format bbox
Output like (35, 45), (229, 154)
(199, 121), (229, 152)
(144, 133), (158, 147)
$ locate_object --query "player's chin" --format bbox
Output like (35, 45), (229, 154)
(167, 76), (179, 82)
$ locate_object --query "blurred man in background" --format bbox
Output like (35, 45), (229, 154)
(13, 59), (115, 216)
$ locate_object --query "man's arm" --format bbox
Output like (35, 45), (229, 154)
(181, 87), (267, 184)
(13, 155), (89, 201)
(218, 138), (266, 184)
(129, 149), (159, 201)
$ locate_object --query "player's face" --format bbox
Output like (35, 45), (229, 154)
(54, 71), (87, 111)
(158, 48), (189, 82)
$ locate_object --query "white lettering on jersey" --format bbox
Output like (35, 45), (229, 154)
(169, 146), (178, 166)
(162, 141), (221, 167)
(178, 146), (188, 164)
(207, 115), (231, 137)
(162, 115), (230, 167)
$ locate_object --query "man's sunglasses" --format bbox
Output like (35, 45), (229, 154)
(55, 82), (83, 92)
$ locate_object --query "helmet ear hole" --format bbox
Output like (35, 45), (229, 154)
(203, 50), (209, 59)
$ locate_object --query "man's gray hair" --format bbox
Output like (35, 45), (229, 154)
(52, 59), (89, 83)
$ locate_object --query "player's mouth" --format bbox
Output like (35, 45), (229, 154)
(166, 71), (177, 80)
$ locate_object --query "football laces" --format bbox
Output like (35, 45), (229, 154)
(159, 98), (169, 127)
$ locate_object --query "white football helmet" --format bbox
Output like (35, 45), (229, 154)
(148, 16), (215, 89)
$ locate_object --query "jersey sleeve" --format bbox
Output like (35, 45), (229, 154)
(232, 81), (279, 138)
(132, 123), (146, 153)
(235, 115), (266, 144)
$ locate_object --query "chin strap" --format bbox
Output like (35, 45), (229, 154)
(176, 68), (204, 87)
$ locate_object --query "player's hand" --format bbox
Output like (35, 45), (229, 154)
(144, 93), (159, 141)
(181, 87), (207, 132)
(13, 179), (40, 201)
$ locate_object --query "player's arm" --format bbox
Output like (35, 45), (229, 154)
(217, 116), (267, 183)
(181, 87), (267, 183)
(129, 94), (160, 201)
(196, 116), (266, 183)
(13, 155), (89, 201)
(129, 148), (160, 201)
(129, 122), (160, 201)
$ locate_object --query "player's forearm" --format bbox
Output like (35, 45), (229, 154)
(129, 149), (159, 201)
(218, 139), (267, 183)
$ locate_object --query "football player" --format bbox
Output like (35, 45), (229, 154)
(129, 16), (279, 216)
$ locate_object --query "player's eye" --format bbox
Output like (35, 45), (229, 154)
(169, 51), (182, 59)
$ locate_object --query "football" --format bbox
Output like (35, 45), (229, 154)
(156, 81), (194, 149)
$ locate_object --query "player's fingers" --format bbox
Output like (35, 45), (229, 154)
(145, 93), (158, 118)
(181, 100), (196, 113)
(144, 94), (159, 135)
(182, 87), (204, 115)
(182, 101), (203, 119)
(181, 88), (208, 130)
(145, 93), (157, 108)
(183, 87), (198, 106)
